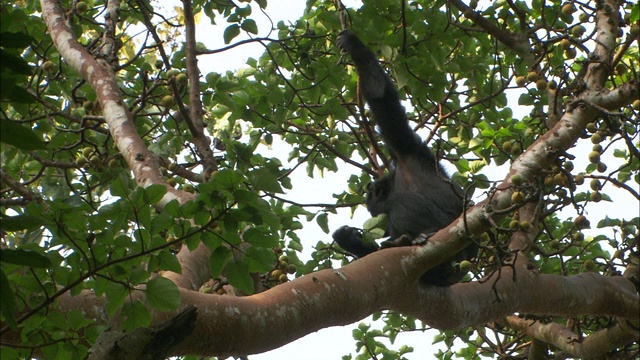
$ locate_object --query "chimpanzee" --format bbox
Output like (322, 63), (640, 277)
(332, 30), (475, 286)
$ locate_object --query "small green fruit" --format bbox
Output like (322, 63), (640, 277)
(553, 173), (566, 186)
(509, 220), (521, 230)
(574, 215), (590, 230)
(596, 162), (607, 173)
(271, 269), (283, 279)
(563, 161), (574, 171)
(154, 59), (164, 69)
(583, 259), (595, 271)
(515, 76), (527, 87)
(561, 3), (576, 16)
(511, 191), (525, 204)
(590, 191), (602, 202)
(76, 1), (89, 12)
(526, 71), (539, 82)
(83, 100), (95, 112)
(590, 179), (601, 191)
(89, 155), (101, 166)
(571, 25), (586, 38)
(511, 144), (522, 156)
(544, 176), (555, 187)
(560, 38), (571, 50)
(536, 79), (548, 91)
(564, 47), (577, 59)
(588, 151), (600, 164)
(578, 12), (589, 22)
(176, 73), (188, 85)
(557, 188), (567, 198)
(574, 173), (585, 185)
(182, 184), (195, 193)
(82, 147), (94, 158)
(75, 156), (89, 167)
(287, 264), (297, 274)
(511, 174), (523, 186)
(166, 69), (180, 78)
(43, 60), (55, 72)
(573, 231), (584, 242)
(459, 260), (472, 272)
(161, 95), (175, 108)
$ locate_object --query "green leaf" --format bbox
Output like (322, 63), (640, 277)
(104, 283), (127, 317)
(0, 248), (51, 268)
(0, 82), (33, 103)
(110, 176), (128, 198)
(316, 212), (329, 234)
(0, 119), (45, 150)
(0, 270), (16, 327)
(234, 189), (259, 203)
(150, 212), (173, 235)
(244, 246), (274, 272)
(223, 24), (241, 44)
(518, 93), (535, 106)
(241, 19), (258, 34)
(0, 213), (43, 231)
(155, 250), (182, 273)
(146, 277), (181, 311)
(0, 49), (31, 74)
(122, 300), (152, 332)
(143, 184), (167, 204)
(225, 260), (253, 294)
(209, 169), (245, 191)
(363, 214), (388, 232)
(209, 246), (232, 278)
(0, 31), (35, 48)
(242, 227), (278, 247)
(247, 168), (283, 193)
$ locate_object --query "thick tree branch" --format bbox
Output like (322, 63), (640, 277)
(26, 246), (634, 358)
(584, 0), (620, 91)
(505, 315), (640, 359)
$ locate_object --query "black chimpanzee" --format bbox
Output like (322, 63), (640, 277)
(332, 30), (476, 286)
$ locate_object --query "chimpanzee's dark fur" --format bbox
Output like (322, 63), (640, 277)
(332, 30), (476, 286)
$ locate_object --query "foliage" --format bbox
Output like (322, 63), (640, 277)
(0, 0), (638, 359)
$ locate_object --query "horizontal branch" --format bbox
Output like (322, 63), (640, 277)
(41, 245), (637, 358)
